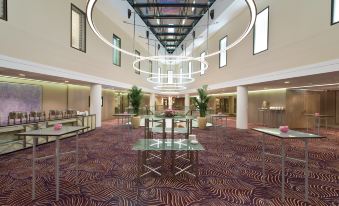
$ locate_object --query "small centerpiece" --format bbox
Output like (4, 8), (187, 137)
(314, 112), (320, 117)
(279, 125), (289, 133)
(164, 109), (175, 117)
(54, 123), (63, 131)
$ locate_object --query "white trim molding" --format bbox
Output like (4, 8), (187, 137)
(0, 54), (154, 92)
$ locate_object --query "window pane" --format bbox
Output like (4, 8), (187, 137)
(333, 0), (339, 24)
(219, 36), (227, 67)
(149, 60), (152, 77)
(113, 35), (121, 66)
(135, 50), (140, 74)
(200, 52), (206, 75)
(254, 7), (269, 54)
(158, 67), (161, 83)
(188, 62), (192, 78)
(0, 0), (4, 19)
(168, 71), (173, 84)
(71, 5), (86, 52)
(179, 68), (183, 84)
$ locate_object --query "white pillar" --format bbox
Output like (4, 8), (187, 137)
(236, 86), (248, 129)
(90, 84), (102, 127)
(168, 96), (173, 110)
(150, 93), (155, 112)
(185, 94), (190, 113)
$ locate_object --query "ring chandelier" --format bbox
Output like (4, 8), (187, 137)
(147, 76), (195, 85)
(86, 0), (257, 88)
(133, 56), (208, 76)
(86, 0), (256, 62)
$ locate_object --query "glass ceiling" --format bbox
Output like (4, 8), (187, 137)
(127, 0), (216, 53)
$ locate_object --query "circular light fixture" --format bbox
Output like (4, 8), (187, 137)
(86, 0), (257, 61)
(147, 76), (195, 84)
(154, 85), (187, 91)
(133, 56), (208, 76)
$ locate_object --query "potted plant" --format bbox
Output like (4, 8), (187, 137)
(128, 86), (143, 129)
(193, 85), (210, 129)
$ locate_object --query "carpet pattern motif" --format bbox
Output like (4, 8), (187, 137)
(0, 120), (338, 206)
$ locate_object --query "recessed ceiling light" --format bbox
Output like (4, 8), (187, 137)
(284, 81), (290, 84)
(19, 73), (26, 77)
(64, 80), (69, 83)
(264, 87), (268, 89)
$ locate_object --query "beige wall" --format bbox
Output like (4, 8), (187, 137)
(189, 0), (339, 89)
(0, 0), (153, 89)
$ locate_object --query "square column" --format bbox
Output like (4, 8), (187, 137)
(90, 84), (102, 127)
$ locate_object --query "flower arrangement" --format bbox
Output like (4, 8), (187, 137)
(279, 125), (289, 133)
(54, 123), (63, 131)
(164, 109), (175, 117)
(314, 112), (320, 117)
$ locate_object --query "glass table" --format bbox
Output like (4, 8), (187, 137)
(252, 128), (325, 203)
(112, 113), (134, 137)
(132, 139), (205, 179)
(143, 115), (195, 139)
(210, 114), (229, 138)
(17, 126), (87, 201)
(304, 114), (334, 135)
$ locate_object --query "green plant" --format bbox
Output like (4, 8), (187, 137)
(128, 86), (143, 116)
(193, 85), (210, 117)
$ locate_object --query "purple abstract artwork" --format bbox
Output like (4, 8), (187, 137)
(0, 82), (42, 125)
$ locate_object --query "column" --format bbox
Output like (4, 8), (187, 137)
(168, 96), (173, 110)
(185, 94), (190, 113)
(90, 84), (102, 127)
(150, 93), (155, 113)
(236, 86), (248, 129)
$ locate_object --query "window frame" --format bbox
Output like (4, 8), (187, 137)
(112, 34), (121, 67)
(149, 60), (152, 77)
(0, 0), (7, 21)
(135, 50), (141, 74)
(219, 35), (228, 68)
(200, 51), (206, 75)
(253, 7), (269, 55)
(332, 0), (339, 25)
(70, 4), (86, 53)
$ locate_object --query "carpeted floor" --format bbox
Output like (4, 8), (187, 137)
(0, 120), (338, 206)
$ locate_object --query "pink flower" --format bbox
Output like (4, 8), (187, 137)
(314, 112), (320, 117)
(279, 126), (289, 133)
(54, 123), (63, 130)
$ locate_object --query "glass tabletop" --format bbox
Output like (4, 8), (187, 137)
(151, 127), (188, 133)
(252, 128), (325, 139)
(17, 126), (87, 136)
(143, 115), (195, 120)
(132, 139), (205, 151)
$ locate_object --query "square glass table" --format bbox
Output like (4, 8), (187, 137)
(252, 128), (325, 203)
(17, 126), (87, 201)
(132, 139), (204, 179)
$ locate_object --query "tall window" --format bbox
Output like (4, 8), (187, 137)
(253, 7), (269, 54)
(149, 60), (152, 77)
(200, 52), (206, 75)
(0, 0), (7, 21)
(168, 71), (173, 84)
(332, 0), (339, 25)
(135, 50), (140, 74)
(219, 36), (227, 68)
(188, 61), (192, 78)
(112, 34), (121, 66)
(158, 67), (161, 83)
(179, 68), (183, 84)
(71, 4), (86, 52)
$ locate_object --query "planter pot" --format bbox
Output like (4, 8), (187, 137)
(198, 117), (207, 129)
(131, 116), (141, 129)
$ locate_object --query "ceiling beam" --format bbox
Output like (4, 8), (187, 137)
(141, 15), (202, 20)
(151, 25), (192, 29)
(155, 33), (187, 36)
(132, 3), (210, 8)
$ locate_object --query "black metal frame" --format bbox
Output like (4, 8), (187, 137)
(113, 34), (121, 67)
(219, 35), (228, 68)
(332, 0), (339, 25)
(127, 0), (216, 53)
(70, 4), (86, 53)
(0, 0), (7, 21)
(253, 6), (269, 55)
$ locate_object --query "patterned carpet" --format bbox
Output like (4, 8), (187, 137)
(0, 120), (338, 206)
